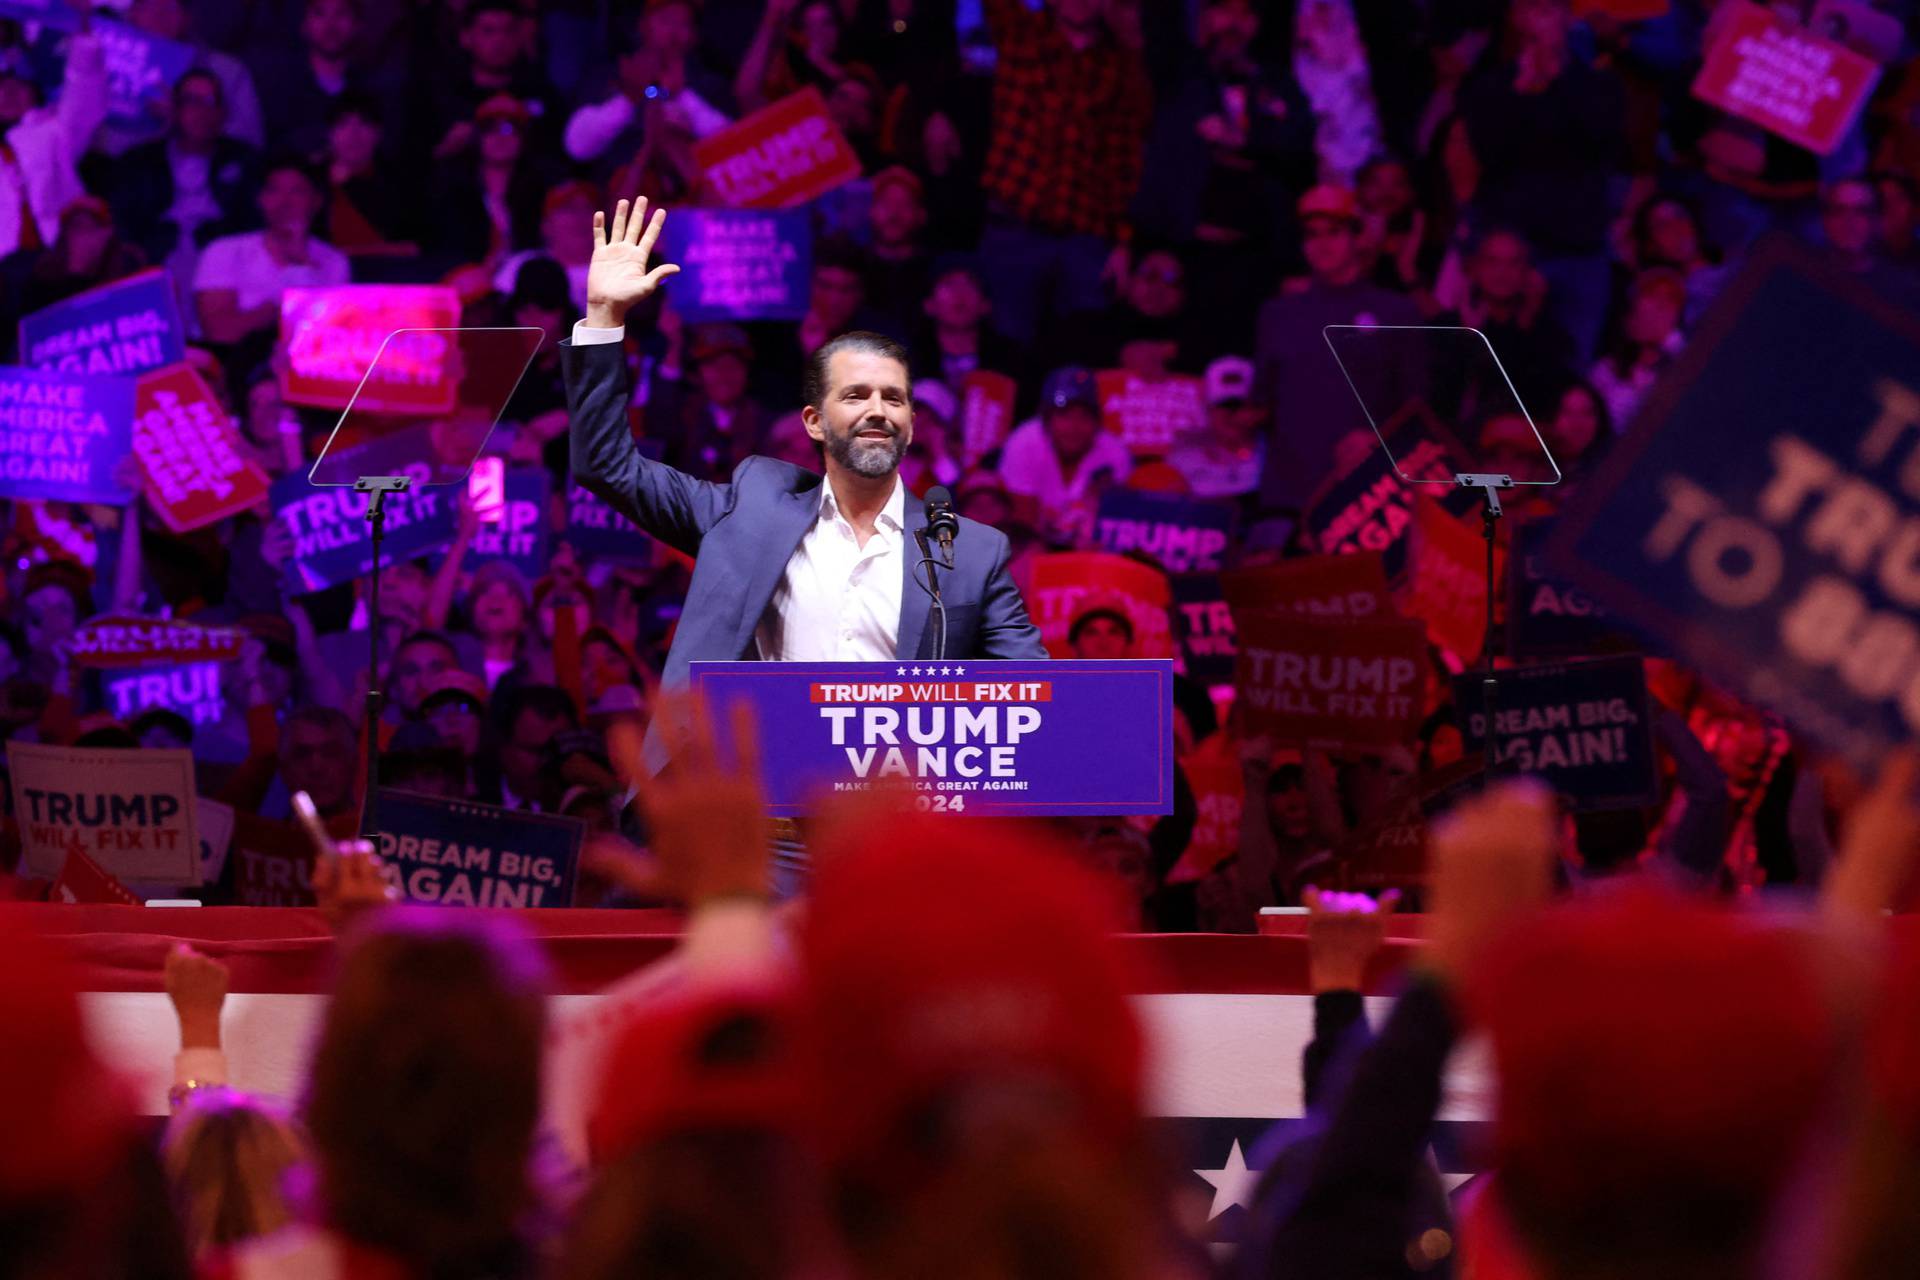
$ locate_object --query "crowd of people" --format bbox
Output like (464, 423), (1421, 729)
(11, 713), (1920, 1279)
(0, 0), (1911, 921)
(3, 0), (1920, 1275)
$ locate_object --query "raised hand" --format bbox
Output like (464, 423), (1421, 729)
(1303, 886), (1401, 994)
(585, 197), (681, 330)
(165, 943), (229, 1050)
(1422, 779), (1558, 984)
(1821, 748), (1920, 924)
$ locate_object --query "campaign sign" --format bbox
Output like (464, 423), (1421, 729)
(688, 659), (1175, 816)
(959, 370), (1017, 466)
(1303, 436), (1454, 579)
(0, 367), (135, 504)
(69, 613), (245, 669)
(1173, 574), (1235, 685)
(280, 286), (462, 412)
(1398, 495), (1490, 661)
(27, 21), (195, 126)
(1452, 657), (1658, 812)
(1692, 1), (1880, 156)
(49, 849), (142, 905)
(271, 469), (457, 594)
(375, 791), (583, 907)
(566, 481), (654, 563)
(658, 208), (811, 324)
(1546, 239), (1920, 771)
(1028, 551), (1174, 659)
(1220, 551), (1393, 621)
(693, 88), (862, 208)
(1232, 612), (1428, 751)
(134, 364), (271, 532)
(6, 741), (201, 882)
(1095, 489), (1236, 574)
(469, 468), (551, 579)
(1095, 370), (1206, 457)
(197, 797), (236, 886)
(102, 662), (227, 733)
(19, 269), (185, 376)
(1508, 518), (1631, 657)
(1166, 736), (1243, 884)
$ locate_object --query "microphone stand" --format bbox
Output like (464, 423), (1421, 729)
(354, 475), (410, 841)
(1456, 472), (1513, 786)
(913, 528), (949, 662)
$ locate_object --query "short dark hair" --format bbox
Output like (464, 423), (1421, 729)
(286, 705), (357, 743)
(465, 0), (523, 26)
(1069, 607), (1134, 647)
(261, 150), (324, 194)
(174, 68), (224, 109)
(499, 683), (581, 733)
(326, 89), (382, 127)
(395, 630), (460, 662)
(802, 331), (910, 412)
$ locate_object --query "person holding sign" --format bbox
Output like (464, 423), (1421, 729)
(566, 198), (1046, 769)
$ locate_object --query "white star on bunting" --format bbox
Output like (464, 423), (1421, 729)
(1194, 1140), (1258, 1221)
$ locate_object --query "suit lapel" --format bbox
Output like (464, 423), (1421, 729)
(740, 485), (821, 657)
(896, 487), (929, 661)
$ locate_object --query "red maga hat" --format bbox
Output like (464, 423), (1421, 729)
(587, 978), (805, 1164)
(1467, 885), (1836, 1206)
(798, 814), (1145, 1170)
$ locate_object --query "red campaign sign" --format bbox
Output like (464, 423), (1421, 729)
(69, 613), (246, 669)
(1691, 1), (1882, 156)
(133, 364), (270, 533)
(1328, 797), (1430, 895)
(1027, 551), (1174, 659)
(1232, 612), (1429, 751)
(1166, 736), (1244, 884)
(1397, 496), (1492, 661)
(50, 848), (142, 904)
(1095, 370), (1206, 457)
(280, 285), (462, 412)
(958, 369), (1018, 466)
(693, 88), (862, 209)
(234, 838), (316, 908)
(1220, 552), (1394, 620)
(1571, 0), (1670, 19)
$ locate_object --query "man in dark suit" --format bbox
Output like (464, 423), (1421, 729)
(565, 198), (1048, 768)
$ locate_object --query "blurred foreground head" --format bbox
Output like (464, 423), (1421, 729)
(801, 814), (1173, 1280)
(0, 918), (189, 1280)
(161, 1090), (308, 1259)
(304, 908), (549, 1278)
(569, 980), (827, 1280)
(1468, 887), (1837, 1280)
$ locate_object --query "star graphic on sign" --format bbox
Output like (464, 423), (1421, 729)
(897, 666), (907, 676)
(911, 666), (923, 676)
(1194, 1139), (1258, 1220)
(940, 666), (952, 676)
(953, 666), (965, 675)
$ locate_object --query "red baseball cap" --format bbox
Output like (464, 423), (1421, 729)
(0, 918), (137, 1199)
(798, 815), (1145, 1173)
(587, 978), (805, 1164)
(1467, 886), (1835, 1210)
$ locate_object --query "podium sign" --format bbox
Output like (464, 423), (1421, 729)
(687, 659), (1175, 816)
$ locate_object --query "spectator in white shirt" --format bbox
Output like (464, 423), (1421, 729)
(1167, 356), (1266, 502)
(563, 0), (732, 184)
(193, 155), (350, 351)
(998, 366), (1133, 546)
(0, 30), (106, 258)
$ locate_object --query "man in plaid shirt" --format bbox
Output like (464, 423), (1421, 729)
(979, 0), (1152, 345)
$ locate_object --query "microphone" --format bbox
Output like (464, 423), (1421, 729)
(924, 485), (959, 567)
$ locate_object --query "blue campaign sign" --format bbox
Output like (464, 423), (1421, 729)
(0, 367), (134, 504)
(658, 208), (812, 324)
(99, 662), (248, 765)
(470, 470), (550, 580)
(29, 20), (197, 125)
(688, 659), (1175, 816)
(19, 269), (186, 376)
(566, 481), (654, 563)
(1547, 238), (1920, 769)
(271, 471), (458, 594)
(1507, 518), (1635, 658)
(1452, 656), (1657, 812)
(374, 791), (582, 908)
(1095, 489), (1237, 574)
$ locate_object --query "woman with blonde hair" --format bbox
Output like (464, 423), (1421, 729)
(161, 1090), (308, 1259)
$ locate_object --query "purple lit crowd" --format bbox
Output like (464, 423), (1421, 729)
(7, 0), (1920, 1276)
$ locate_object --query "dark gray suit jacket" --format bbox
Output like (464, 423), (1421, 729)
(563, 338), (1047, 705)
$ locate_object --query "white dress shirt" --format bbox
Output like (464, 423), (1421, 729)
(573, 322), (907, 662)
(756, 477), (905, 661)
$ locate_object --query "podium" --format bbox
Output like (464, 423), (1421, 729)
(687, 659), (1176, 816)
